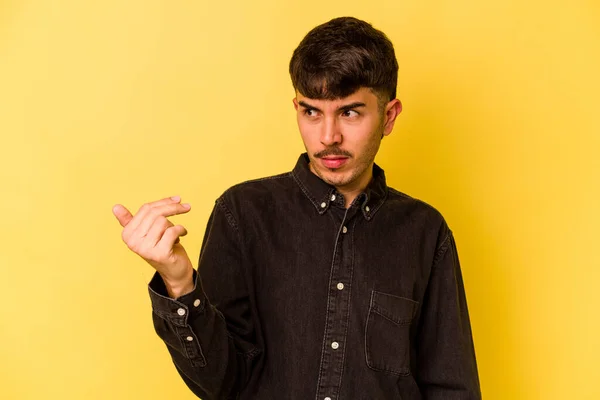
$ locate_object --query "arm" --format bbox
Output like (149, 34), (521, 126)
(415, 226), (482, 399)
(148, 197), (262, 399)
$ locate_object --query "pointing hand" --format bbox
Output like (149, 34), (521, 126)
(113, 196), (194, 298)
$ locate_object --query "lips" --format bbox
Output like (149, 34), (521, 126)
(320, 157), (348, 169)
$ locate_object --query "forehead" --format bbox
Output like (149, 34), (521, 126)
(296, 87), (378, 107)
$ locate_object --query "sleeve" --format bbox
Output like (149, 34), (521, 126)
(147, 196), (262, 400)
(415, 225), (482, 399)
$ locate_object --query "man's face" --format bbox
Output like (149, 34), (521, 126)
(293, 87), (401, 192)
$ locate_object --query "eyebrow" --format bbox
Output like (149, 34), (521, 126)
(298, 100), (367, 113)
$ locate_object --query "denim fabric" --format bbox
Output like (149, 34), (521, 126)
(148, 153), (481, 400)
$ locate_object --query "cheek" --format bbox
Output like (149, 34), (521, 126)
(343, 122), (377, 146)
(298, 122), (317, 148)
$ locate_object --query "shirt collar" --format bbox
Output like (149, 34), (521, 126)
(291, 153), (388, 220)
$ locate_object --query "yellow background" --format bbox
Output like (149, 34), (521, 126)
(1, 1), (599, 399)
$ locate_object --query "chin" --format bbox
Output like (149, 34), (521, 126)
(310, 159), (359, 188)
(319, 169), (354, 187)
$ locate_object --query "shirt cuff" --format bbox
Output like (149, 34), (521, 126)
(148, 270), (207, 326)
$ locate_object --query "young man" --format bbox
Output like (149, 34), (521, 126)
(113, 17), (481, 400)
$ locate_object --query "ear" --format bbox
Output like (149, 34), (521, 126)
(382, 99), (402, 137)
(293, 97), (299, 111)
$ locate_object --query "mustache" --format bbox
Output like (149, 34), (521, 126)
(314, 148), (352, 158)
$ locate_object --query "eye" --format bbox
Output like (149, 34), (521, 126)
(303, 108), (318, 117)
(342, 109), (359, 117)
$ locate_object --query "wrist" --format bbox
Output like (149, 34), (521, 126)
(162, 269), (195, 299)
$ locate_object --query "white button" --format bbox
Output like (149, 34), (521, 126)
(365, 206), (370, 212)
(337, 282), (344, 290)
(186, 336), (193, 341)
(177, 308), (186, 316)
(325, 397), (332, 400)
(321, 202), (327, 208)
(330, 194), (336, 201)
(193, 299), (201, 307)
(331, 341), (339, 349)
(342, 226), (348, 234)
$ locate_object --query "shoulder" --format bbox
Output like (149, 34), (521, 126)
(384, 186), (451, 241)
(224, 171), (293, 197)
(214, 171), (295, 211)
(386, 187), (445, 220)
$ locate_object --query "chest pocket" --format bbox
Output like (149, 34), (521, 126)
(365, 290), (419, 376)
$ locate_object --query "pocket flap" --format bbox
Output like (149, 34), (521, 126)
(370, 290), (419, 325)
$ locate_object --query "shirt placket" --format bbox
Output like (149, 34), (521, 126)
(315, 207), (356, 400)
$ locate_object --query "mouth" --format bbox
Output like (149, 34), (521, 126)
(320, 156), (349, 169)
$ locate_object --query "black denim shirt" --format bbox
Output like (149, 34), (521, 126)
(148, 153), (481, 400)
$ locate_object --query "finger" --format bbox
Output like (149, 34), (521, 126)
(112, 204), (133, 227)
(132, 202), (191, 240)
(127, 196), (184, 234)
(158, 225), (188, 253)
(146, 195), (183, 208)
(153, 202), (192, 218)
(144, 216), (173, 247)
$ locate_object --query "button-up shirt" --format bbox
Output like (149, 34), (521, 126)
(148, 153), (481, 399)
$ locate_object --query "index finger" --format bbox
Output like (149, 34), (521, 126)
(126, 195), (184, 231)
(144, 195), (183, 209)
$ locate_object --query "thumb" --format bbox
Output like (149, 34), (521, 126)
(112, 204), (133, 227)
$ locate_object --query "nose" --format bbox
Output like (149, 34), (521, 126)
(320, 117), (342, 146)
